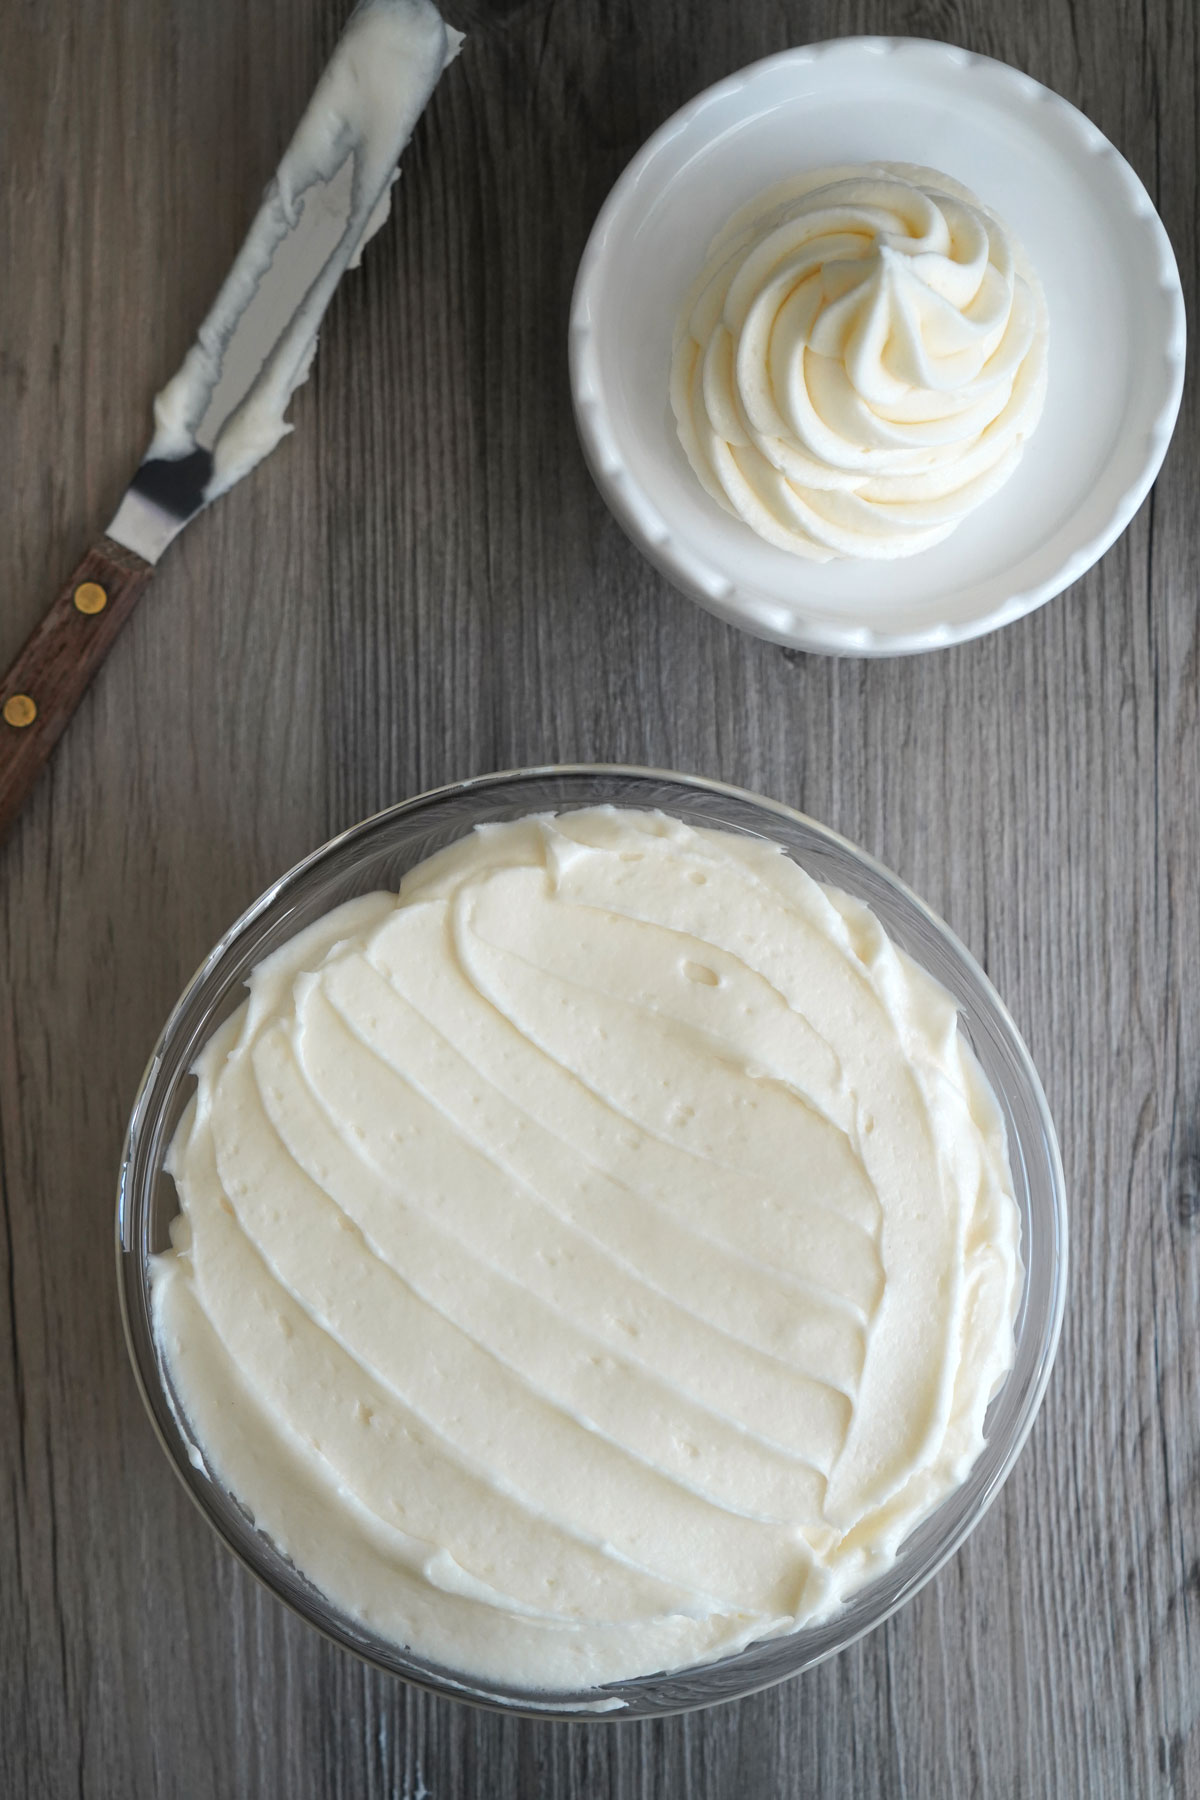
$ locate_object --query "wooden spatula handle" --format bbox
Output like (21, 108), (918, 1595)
(0, 535), (154, 842)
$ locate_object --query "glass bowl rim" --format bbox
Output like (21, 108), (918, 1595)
(116, 762), (1068, 1719)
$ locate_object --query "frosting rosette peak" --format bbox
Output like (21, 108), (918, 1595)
(670, 163), (1049, 561)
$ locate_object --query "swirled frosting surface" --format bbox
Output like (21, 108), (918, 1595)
(670, 164), (1049, 561)
(154, 808), (1022, 1691)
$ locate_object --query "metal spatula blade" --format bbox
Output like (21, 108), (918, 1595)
(0, 0), (460, 842)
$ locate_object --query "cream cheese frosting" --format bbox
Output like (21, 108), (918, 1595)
(670, 164), (1049, 561)
(153, 808), (1022, 1691)
(110, 1), (463, 561)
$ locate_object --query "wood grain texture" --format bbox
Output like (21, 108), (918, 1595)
(0, 536), (154, 841)
(0, 0), (1196, 1795)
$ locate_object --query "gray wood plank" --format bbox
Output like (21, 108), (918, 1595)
(1, 0), (1196, 1795)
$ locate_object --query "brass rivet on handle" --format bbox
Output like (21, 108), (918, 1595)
(74, 580), (108, 615)
(3, 694), (38, 729)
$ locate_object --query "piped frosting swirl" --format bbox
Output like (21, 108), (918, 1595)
(670, 164), (1049, 560)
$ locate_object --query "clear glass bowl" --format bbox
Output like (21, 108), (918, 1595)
(117, 766), (1067, 1719)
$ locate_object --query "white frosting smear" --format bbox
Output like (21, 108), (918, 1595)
(111, 1), (462, 561)
(154, 809), (1023, 1692)
(670, 164), (1049, 561)
(158, 0), (461, 493)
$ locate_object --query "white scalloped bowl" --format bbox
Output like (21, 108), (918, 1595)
(570, 38), (1185, 656)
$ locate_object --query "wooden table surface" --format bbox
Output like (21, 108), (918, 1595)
(1, 1), (1196, 1794)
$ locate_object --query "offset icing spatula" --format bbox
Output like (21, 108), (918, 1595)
(0, 0), (459, 843)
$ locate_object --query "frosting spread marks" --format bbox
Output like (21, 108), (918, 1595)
(154, 809), (1022, 1690)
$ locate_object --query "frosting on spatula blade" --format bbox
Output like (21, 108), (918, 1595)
(109, 0), (462, 563)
